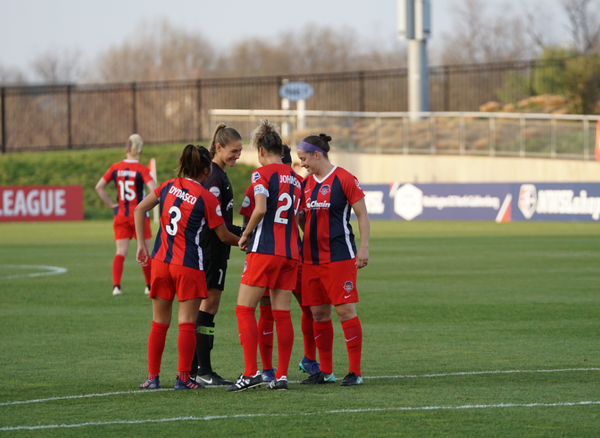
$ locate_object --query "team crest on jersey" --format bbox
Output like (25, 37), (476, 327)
(320, 184), (330, 196)
(252, 171), (260, 183)
(216, 205), (222, 217)
(343, 281), (354, 293)
(242, 261), (248, 275)
(355, 179), (361, 189)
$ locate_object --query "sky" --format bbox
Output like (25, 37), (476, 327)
(0, 0), (566, 75)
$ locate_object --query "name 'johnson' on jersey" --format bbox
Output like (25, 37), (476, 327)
(301, 166), (365, 265)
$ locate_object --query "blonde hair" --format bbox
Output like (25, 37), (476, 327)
(250, 119), (282, 155)
(127, 134), (143, 159)
(209, 123), (242, 158)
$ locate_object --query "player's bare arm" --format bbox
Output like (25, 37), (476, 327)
(239, 193), (267, 251)
(214, 223), (240, 246)
(95, 177), (118, 210)
(352, 197), (370, 269)
(134, 191), (159, 266)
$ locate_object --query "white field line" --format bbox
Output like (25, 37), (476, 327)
(0, 265), (67, 280)
(1, 367), (598, 408)
(2, 401), (600, 431)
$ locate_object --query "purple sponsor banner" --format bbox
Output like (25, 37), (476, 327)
(512, 182), (600, 222)
(359, 182), (600, 222)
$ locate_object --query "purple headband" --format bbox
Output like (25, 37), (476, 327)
(297, 140), (326, 153)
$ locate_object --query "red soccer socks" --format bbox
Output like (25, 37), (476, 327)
(258, 305), (274, 370)
(342, 317), (363, 376)
(147, 321), (169, 375)
(300, 305), (317, 361)
(313, 319), (334, 375)
(112, 254), (125, 287)
(272, 309), (294, 379)
(236, 305), (259, 377)
(142, 258), (152, 287)
(178, 322), (196, 381)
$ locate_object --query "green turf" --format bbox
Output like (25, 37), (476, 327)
(1, 220), (600, 437)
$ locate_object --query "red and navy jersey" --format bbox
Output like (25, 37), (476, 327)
(102, 160), (154, 217)
(301, 166), (364, 265)
(151, 178), (224, 271)
(247, 163), (302, 260)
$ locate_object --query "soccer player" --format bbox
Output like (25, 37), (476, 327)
(95, 134), (156, 296)
(296, 133), (370, 387)
(191, 124), (244, 387)
(135, 144), (239, 390)
(227, 120), (302, 392)
(239, 145), (319, 383)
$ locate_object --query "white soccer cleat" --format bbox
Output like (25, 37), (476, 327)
(144, 286), (150, 295)
(112, 286), (122, 296)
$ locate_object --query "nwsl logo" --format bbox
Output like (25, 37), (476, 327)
(252, 172), (260, 183)
(518, 184), (537, 220)
(320, 185), (330, 196)
(343, 281), (354, 292)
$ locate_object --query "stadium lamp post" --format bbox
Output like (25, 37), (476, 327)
(398, 0), (431, 119)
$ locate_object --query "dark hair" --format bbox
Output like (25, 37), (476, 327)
(281, 144), (292, 165)
(209, 123), (242, 158)
(302, 133), (332, 158)
(176, 144), (212, 179)
(250, 119), (283, 156)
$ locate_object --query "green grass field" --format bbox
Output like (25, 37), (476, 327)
(1, 220), (599, 437)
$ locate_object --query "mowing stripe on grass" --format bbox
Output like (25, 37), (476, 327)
(1, 367), (598, 407)
(2, 401), (600, 431)
(0, 265), (67, 280)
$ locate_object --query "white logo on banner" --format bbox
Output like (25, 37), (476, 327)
(363, 191), (386, 214)
(390, 183), (423, 221)
(518, 184), (537, 219)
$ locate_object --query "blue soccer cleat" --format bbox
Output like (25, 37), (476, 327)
(299, 356), (320, 375)
(174, 377), (204, 390)
(140, 376), (160, 389)
(262, 368), (277, 383)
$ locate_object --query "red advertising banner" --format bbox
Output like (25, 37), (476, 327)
(0, 186), (83, 222)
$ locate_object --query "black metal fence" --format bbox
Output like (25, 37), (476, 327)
(0, 58), (570, 153)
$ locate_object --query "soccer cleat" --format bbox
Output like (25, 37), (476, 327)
(174, 377), (204, 389)
(299, 356), (320, 375)
(144, 286), (151, 295)
(197, 371), (233, 386)
(340, 372), (363, 386)
(113, 286), (122, 296)
(266, 377), (288, 390)
(301, 371), (336, 384)
(262, 368), (277, 383)
(226, 372), (263, 392)
(140, 376), (160, 389)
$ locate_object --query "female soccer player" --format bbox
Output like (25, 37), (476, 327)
(239, 145), (319, 383)
(192, 123), (244, 387)
(227, 121), (302, 392)
(135, 144), (239, 390)
(95, 134), (156, 296)
(297, 133), (370, 387)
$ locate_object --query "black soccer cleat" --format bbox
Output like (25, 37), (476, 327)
(266, 377), (288, 390)
(340, 372), (363, 386)
(301, 371), (336, 384)
(197, 371), (233, 386)
(226, 372), (263, 392)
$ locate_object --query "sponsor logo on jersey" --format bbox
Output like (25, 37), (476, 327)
(209, 186), (221, 198)
(518, 184), (537, 220)
(320, 184), (330, 196)
(242, 196), (251, 208)
(168, 185), (197, 205)
(306, 198), (331, 209)
(343, 281), (354, 293)
(252, 171), (260, 183)
(355, 179), (361, 189)
(215, 205), (222, 216)
(227, 199), (234, 211)
(117, 170), (137, 178)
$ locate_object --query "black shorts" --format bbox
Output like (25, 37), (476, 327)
(204, 260), (228, 290)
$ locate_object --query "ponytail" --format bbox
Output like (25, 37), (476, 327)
(127, 134), (143, 159)
(177, 144), (212, 179)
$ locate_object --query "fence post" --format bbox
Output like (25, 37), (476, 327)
(550, 117), (557, 158)
(131, 82), (137, 134)
(1, 87), (5, 154)
(444, 66), (450, 111)
(358, 71), (365, 112)
(583, 118), (590, 160)
(430, 114), (436, 154)
(196, 79), (202, 142)
(489, 116), (495, 156)
(67, 85), (73, 149)
(519, 116), (525, 157)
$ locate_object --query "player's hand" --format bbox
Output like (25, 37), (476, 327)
(136, 245), (149, 266)
(356, 247), (369, 269)
(239, 233), (249, 251)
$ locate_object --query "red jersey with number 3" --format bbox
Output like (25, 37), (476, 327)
(247, 163), (302, 260)
(151, 178), (224, 271)
(301, 166), (364, 265)
(102, 160), (154, 217)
